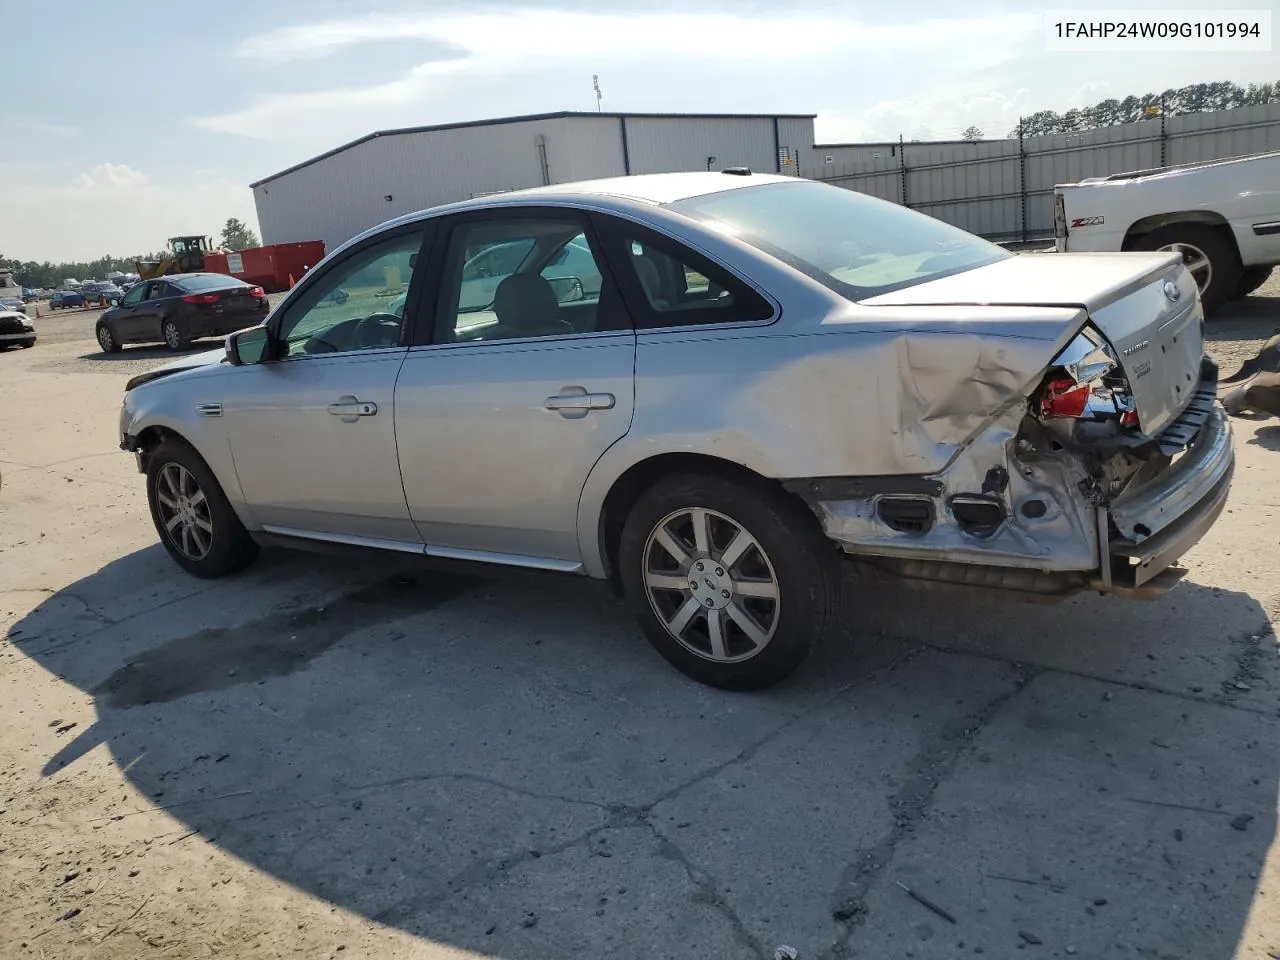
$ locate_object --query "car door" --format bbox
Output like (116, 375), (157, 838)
(220, 225), (431, 543)
(395, 209), (635, 564)
(144, 280), (184, 341)
(110, 281), (152, 341)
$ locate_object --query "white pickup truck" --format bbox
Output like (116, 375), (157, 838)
(1055, 151), (1280, 315)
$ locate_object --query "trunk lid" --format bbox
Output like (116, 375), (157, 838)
(861, 252), (1203, 435)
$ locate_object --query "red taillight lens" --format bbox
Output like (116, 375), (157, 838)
(1039, 374), (1092, 419)
(248, 286), (265, 298)
(182, 293), (219, 305)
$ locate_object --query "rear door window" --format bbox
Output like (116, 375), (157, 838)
(591, 217), (773, 329)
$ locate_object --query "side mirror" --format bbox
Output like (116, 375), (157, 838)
(226, 325), (271, 366)
(548, 276), (585, 303)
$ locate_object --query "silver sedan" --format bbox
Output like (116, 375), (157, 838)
(119, 172), (1232, 689)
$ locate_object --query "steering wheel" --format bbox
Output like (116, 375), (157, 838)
(355, 313), (402, 348)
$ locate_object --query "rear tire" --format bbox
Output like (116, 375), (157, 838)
(1233, 266), (1274, 300)
(162, 319), (189, 351)
(619, 471), (839, 690)
(1133, 224), (1241, 317)
(96, 323), (121, 354)
(146, 438), (258, 578)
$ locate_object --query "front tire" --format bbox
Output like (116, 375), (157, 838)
(1133, 224), (1241, 317)
(619, 472), (839, 690)
(146, 439), (258, 578)
(96, 323), (121, 353)
(162, 319), (189, 351)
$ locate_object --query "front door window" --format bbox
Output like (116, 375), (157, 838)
(277, 232), (425, 356)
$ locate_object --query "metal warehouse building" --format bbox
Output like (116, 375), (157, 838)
(251, 111), (818, 253)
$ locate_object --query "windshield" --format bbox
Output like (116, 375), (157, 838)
(671, 180), (1009, 300)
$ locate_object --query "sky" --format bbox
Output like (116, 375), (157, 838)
(2, 0), (1275, 262)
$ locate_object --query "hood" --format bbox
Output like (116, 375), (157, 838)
(125, 346), (226, 392)
(862, 251), (1181, 311)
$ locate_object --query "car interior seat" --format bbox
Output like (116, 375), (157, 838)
(492, 273), (573, 338)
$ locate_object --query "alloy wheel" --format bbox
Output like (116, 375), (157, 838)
(1158, 241), (1212, 296)
(155, 462), (214, 561)
(642, 507), (781, 663)
(97, 326), (113, 352)
(164, 322), (182, 349)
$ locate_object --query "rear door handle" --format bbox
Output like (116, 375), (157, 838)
(544, 387), (615, 417)
(327, 397), (378, 421)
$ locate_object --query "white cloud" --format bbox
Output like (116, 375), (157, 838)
(235, 10), (1035, 64)
(817, 91), (1035, 143)
(2, 164), (259, 262)
(196, 10), (1039, 143)
(72, 163), (151, 190)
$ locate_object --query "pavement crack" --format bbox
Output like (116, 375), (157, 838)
(337, 770), (613, 812)
(900, 633), (1280, 718)
(1222, 616), (1275, 701)
(642, 644), (926, 815)
(822, 662), (1038, 959)
(646, 819), (767, 960)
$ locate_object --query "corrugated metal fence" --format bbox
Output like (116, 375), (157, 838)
(805, 103), (1280, 243)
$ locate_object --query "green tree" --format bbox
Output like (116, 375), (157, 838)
(1007, 79), (1280, 137)
(219, 218), (260, 252)
(961, 125), (984, 141)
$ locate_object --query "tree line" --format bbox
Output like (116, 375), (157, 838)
(1, 218), (261, 290)
(0, 253), (165, 291)
(1009, 80), (1280, 138)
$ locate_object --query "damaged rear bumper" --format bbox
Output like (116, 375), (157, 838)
(1103, 405), (1233, 589)
(788, 401), (1233, 602)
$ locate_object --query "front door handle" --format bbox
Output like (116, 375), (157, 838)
(545, 387), (615, 418)
(327, 396), (378, 421)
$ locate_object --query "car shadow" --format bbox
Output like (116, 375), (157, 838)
(10, 546), (1276, 958)
(1248, 424), (1280, 450)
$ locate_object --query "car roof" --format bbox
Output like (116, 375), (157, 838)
(349, 171), (799, 253)
(503, 171), (793, 205)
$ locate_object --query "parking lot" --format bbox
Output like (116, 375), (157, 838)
(3, 284), (1280, 959)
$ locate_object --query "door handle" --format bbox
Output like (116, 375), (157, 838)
(544, 388), (615, 414)
(327, 397), (378, 420)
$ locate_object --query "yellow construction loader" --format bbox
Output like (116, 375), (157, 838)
(135, 236), (220, 280)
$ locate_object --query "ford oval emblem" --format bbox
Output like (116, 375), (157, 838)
(1163, 280), (1181, 302)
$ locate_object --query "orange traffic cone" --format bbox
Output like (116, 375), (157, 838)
(288, 274), (296, 289)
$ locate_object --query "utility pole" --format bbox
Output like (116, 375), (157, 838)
(593, 75), (602, 112)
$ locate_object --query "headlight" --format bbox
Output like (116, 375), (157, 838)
(20, 317), (34, 329)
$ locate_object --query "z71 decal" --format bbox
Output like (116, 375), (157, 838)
(1070, 216), (1105, 228)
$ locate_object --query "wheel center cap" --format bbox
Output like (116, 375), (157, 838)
(688, 559), (732, 609)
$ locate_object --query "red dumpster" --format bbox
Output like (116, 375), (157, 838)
(202, 241), (326, 293)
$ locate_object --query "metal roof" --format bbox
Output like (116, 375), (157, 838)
(249, 111), (818, 188)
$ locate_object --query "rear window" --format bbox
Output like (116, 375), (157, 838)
(177, 274), (245, 292)
(670, 180), (1009, 300)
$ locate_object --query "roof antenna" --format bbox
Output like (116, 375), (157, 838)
(593, 74), (602, 112)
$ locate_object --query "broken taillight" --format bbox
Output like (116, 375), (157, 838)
(1034, 327), (1138, 427)
(1040, 374), (1092, 419)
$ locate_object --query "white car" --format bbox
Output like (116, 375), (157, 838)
(0, 310), (36, 349)
(1054, 150), (1280, 314)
